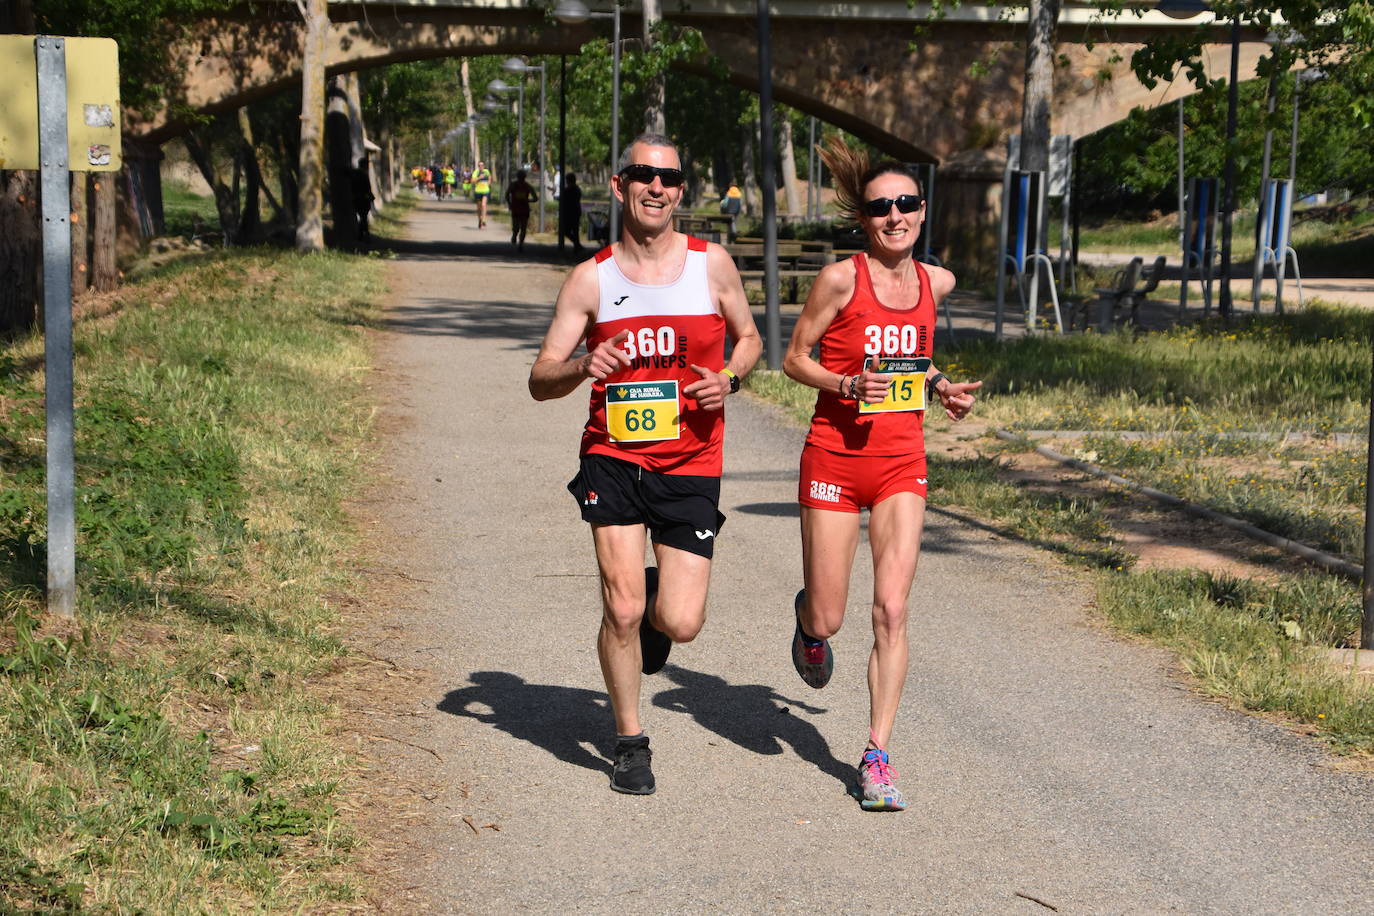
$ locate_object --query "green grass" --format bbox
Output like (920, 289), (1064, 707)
(0, 245), (385, 910)
(1100, 570), (1374, 751)
(160, 180), (220, 240)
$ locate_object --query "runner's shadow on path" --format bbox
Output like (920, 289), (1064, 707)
(651, 664), (854, 790)
(436, 672), (614, 773)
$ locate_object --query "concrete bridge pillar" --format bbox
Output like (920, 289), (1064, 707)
(934, 149), (1005, 283)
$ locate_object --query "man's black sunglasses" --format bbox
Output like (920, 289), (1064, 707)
(861, 194), (924, 218)
(619, 164), (686, 187)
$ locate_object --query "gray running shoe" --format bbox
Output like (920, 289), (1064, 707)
(791, 589), (833, 689)
(640, 566), (671, 675)
(611, 734), (655, 795)
(857, 747), (906, 811)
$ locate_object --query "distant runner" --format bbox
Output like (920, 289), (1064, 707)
(528, 133), (761, 796)
(472, 161), (493, 228)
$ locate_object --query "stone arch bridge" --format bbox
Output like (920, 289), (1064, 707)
(131, 1), (1270, 254)
(140, 0), (1269, 161)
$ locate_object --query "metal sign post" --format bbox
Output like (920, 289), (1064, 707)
(36, 37), (76, 618)
(1, 35), (121, 618)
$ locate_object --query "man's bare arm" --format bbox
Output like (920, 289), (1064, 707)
(683, 244), (762, 410)
(529, 261), (629, 401)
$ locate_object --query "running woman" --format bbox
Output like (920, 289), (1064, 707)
(472, 161), (493, 227)
(529, 134), (761, 795)
(782, 136), (981, 812)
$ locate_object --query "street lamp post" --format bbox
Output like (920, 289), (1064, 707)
(553, 0), (622, 240)
(488, 77), (522, 168)
(504, 57), (548, 234)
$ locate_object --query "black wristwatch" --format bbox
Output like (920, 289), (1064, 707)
(722, 368), (741, 394)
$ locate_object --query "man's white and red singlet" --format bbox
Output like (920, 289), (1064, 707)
(806, 253), (936, 456)
(581, 236), (726, 476)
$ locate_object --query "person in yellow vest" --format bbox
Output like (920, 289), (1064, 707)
(461, 168), (473, 198)
(444, 165), (457, 199)
(472, 161), (493, 228)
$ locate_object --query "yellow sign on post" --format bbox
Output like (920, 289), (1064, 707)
(0, 35), (121, 171)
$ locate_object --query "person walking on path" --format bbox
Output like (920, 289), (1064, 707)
(505, 169), (539, 251)
(782, 136), (981, 812)
(472, 161), (493, 227)
(558, 172), (584, 253)
(528, 133), (762, 796)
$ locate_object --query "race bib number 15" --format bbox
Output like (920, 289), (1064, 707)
(606, 380), (681, 442)
(858, 356), (931, 414)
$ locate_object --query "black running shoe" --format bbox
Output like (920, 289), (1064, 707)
(792, 588), (834, 689)
(640, 566), (671, 675)
(611, 734), (655, 794)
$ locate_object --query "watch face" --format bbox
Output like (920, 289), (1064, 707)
(728, 374), (741, 393)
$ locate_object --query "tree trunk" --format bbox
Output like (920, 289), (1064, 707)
(92, 174), (118, 292)
(642, 0), (666, 134)
(0, 171), (40, 336)
(1020, 0), (1058, 174)
(0, 2), (38, 335)
(779, 115), (801, 217)
(325, 75), (358, 251)
(742, 120), (758, 218)
(237, 108), (264, 241)
(183, 131), (240, 244)
(71, 173), (89, 295)
(295, 0), (329, 252)
(460, 60), (479, 166)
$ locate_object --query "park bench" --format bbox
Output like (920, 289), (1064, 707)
(1084, 255), (1167, 331)
(584, 205), (610, 246)
(674, 213), (735, 243)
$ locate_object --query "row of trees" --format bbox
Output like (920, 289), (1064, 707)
(3, 1), (1371, 335)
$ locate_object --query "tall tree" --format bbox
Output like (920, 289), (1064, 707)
(1, 1), (39, 335)
(294, 0), (328, 252)
(1020, 0), (1059, 174)
(642, 0), (666, 133)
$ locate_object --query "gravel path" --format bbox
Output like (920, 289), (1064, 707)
(364, 197), (1374, 914)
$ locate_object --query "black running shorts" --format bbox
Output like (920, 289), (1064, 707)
(567, 454), (726, 559)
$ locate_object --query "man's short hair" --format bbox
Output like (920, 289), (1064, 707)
(617, 133), (678, 173)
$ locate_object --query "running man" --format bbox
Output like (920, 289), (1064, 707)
(504, 169), (538, 251)
(529, 133), (762, 795)
(472, 161), (493, 228)
(782, 136), (980, 812)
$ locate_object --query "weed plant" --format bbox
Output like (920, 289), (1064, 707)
(0, 248), (384, 910)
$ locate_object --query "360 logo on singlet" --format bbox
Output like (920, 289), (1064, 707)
(605, 381), (681, 443)
(620, 326), (688, 370)
(863, 324), (929, 357)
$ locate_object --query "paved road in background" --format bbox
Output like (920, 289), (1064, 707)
(367, 198), (1374, 914)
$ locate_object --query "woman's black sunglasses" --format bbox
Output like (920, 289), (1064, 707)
(861, 194), (924, 217)
(619, 164), (686, 188)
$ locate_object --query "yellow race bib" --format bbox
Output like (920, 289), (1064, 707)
(858, 356), (931, 414)
(606, 380), (681, 442)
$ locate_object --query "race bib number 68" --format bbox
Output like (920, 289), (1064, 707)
(606, 380), (681, 442)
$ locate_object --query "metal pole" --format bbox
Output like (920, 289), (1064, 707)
(517, 83), (524, 166)
(1218, 18), (1240, 320)
(539, 64), (547, 234)
(757, 0), (781, 369)
(559, 55), (567, 253)
(1364, 339), (1374, 650)
(1288, 74), (1300, 185)
(802, 115), (813, 221)
(36, 36), (76, 618)
(609, 4), (622, 241)
(1253, 67), (1278, 309)
(1177, 97), (1185, 255)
